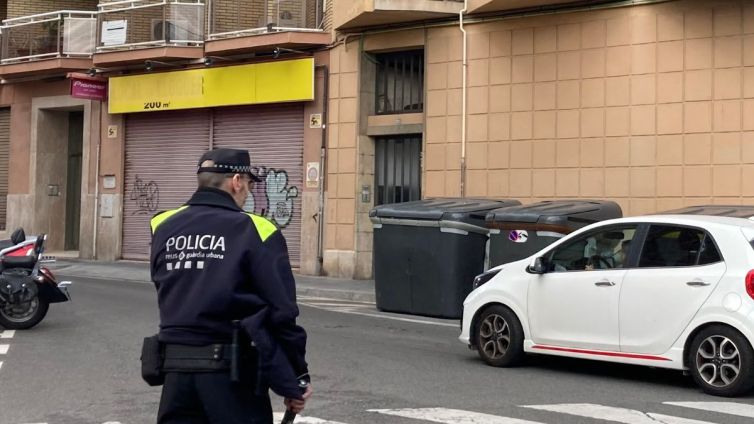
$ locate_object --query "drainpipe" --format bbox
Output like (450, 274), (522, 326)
(92, 109), (102, 259)
(315, 64), (329, 275)
(459, 0), (468, 197)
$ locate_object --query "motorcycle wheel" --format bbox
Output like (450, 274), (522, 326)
(0, 296), (49, 329)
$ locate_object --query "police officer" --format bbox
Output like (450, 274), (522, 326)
(150, 148), (312, 423)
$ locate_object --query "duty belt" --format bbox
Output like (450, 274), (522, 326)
(162, 343), (234, 372)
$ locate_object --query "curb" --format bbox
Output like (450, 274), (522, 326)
(53, 268), (376, 304)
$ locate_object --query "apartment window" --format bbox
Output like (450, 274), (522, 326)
(374, 135), (422, 205)
(375, 50), (424, 115)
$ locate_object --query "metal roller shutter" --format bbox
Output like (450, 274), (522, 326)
(212, 105), (304, 267)
(122, 109), (211, 259)
(0, 108), (9, 231)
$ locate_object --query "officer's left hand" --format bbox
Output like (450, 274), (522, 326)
(284, 384), (313, 414)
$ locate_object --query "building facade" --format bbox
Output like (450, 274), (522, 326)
(0, 0), (332, 275)
(323, 0), (754, 278)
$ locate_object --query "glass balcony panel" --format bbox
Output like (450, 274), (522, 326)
(209, 0), (323, 40)
(1, 12), (97, 64)
(97, 0), (205, 51)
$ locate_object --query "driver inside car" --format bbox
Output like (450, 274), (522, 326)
(583, 235), (621, 270)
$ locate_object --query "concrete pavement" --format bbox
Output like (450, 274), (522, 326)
(48, 259), (376, 303)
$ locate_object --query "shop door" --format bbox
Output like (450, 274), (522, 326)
(65, 111), (83, 250)
(122, 109), (211, 259)
(212, 105), (304, 267)
(0, 108), (9, 231)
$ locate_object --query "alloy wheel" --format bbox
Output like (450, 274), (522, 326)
(696, 335), (741, 388)
(479, 313), (511, 360)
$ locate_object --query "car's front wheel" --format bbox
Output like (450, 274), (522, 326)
(474, 305), (524, 367)
(688, 325), (754, 397)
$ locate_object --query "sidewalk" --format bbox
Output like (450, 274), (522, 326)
(49, 259), (376, 303)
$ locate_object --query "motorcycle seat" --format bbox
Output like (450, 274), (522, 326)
(0, 239), (14, 250)
(1, 255), (37, 269)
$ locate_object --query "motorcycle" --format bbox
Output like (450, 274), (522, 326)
(0, 228), (71, 329)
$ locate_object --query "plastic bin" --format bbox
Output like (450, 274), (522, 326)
(370, 198), (520, 318)
(485, 200), (623, 268)
(660, 205), (754, 219)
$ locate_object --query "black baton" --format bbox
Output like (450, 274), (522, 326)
(281, 379), (309, 424)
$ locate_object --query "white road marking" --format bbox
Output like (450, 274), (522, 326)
(272, 412), (349, 423)
(0, 361), (3, 370)
(665, 402), (754, 419)
(369, 407), (545, 423)
(0, 330), (15, 338)
(523, 404), (717, 424)
(0, 344), (9, 354)
(301, 303), (459, 327)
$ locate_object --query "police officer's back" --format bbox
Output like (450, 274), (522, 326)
(149, 148), (311, 424)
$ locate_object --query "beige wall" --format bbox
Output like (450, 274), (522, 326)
(323, 0), (754, 278)
(323, 40), (361, 277)
(422, 0), (754, 216)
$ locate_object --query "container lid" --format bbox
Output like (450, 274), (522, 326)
(370, 198), (521, 225)
(485, 200), (623, 228)
(660, 205), (754, 219)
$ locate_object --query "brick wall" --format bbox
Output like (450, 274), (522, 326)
(7, 0), (97, 19)
(211, 0), (321, 35)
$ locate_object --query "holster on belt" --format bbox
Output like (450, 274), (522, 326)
(140, 334), (165, 387)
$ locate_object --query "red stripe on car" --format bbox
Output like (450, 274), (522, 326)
(532, 345), (671, 361)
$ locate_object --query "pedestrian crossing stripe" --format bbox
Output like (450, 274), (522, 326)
(369, 408), (545, 424)
(0, 344), (9, 354)
(664, 402), (754, 419)
(12, 402), (754, 424)
(522, 404), (717, 424)
(0, 330), (15, 338)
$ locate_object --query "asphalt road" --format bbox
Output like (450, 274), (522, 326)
(0, 275), (752, 424)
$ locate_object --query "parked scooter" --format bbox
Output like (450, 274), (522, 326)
(0, 228), (71, 329)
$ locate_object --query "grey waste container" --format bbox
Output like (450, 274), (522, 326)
(370, 198), (521, 318)
(486, 200), (623, 267)
(660, 205), (754, 219)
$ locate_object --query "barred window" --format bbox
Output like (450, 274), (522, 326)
(375, 50), (424, 115)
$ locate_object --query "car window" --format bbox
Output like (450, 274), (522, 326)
(548, 227), (637, 272)
(638, 225), (714, 268)
(697, 234), (722, 265)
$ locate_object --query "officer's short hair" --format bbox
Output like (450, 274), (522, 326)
(197, 160), (231, 188)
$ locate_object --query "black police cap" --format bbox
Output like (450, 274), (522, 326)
(197, 148), (261, 182)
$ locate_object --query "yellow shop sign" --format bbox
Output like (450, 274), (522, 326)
(108, 58), (314, 114)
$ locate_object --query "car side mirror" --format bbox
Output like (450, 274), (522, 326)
(528, 257), (548, 274)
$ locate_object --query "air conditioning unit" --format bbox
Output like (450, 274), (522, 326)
(150, 19), (191, 42)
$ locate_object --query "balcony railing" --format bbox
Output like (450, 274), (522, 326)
(208, 0), (323, 40)
(0, 11), (98, 64)
(96, 0), (205, 51)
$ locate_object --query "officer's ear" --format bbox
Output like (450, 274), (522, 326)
(230, 174), (244, 193)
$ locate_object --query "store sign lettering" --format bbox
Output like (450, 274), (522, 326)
(144, 101), (171, 110)
(70, 78), (107, 101)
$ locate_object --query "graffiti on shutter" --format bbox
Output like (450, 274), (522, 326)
(129, 175), (160, 215)
(244, 167), (299, 228)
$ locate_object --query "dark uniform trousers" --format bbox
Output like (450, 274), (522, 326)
(158, 372), (272, 424)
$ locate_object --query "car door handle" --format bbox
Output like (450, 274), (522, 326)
(595, 280), (615, 287)
(686, 280), (710, 287)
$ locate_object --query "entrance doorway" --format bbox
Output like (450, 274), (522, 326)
(65, 111), (83, 250)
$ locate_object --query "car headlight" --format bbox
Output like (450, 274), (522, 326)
(472, 268), (500, 290)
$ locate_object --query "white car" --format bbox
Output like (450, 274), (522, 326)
(460, 214), (754, 397)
